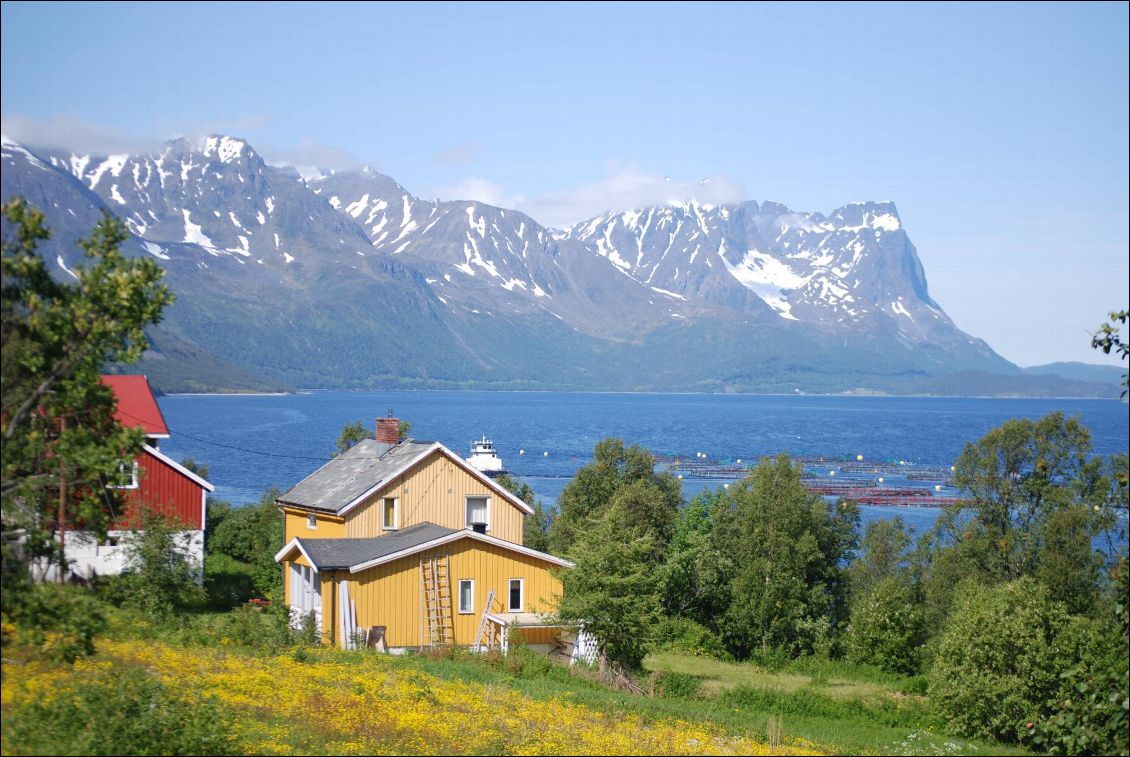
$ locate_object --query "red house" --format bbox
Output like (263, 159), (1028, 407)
(61, 376), (213, 580)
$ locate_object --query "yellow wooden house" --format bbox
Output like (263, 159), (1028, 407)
(274, 419), (571, 651)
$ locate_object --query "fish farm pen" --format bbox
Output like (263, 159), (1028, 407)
(651, 454), (961, 508)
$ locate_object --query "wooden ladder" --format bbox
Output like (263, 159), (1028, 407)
(472, 588), (497, 651)
(420, 553), (454, 646)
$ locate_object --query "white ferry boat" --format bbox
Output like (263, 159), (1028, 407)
(466, 436), (507, 476)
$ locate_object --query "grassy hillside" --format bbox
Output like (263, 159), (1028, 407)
(1, 609), (1026, 756)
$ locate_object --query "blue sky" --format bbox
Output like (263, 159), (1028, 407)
(2, 1), (1127, 367)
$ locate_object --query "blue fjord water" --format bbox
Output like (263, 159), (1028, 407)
(157, 392), (1128, 536)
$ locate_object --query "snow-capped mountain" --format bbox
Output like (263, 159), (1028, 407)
(565, 199), (989, 354)
(42, 135), (373, 271)
(308, 170), (694, 337)
(4, 132), (1071, 395)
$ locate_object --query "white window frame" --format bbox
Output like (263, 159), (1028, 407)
(307, 514), (317, 530)
(508, 578), (524, 612)
(465, 495), (490, 532)
(458, 579), (474, 614)
(109, 460), (140, 490)
(382, 497), (399, 530)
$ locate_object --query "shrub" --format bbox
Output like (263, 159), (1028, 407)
(928, 577), (1097, 743)
(649, 615), (732, 660)
(1, 582), (105, 662)
(2, 666), (234, 755)
(110, 510), (205, 619)
(203, 552), (257, 609)
(652, 670), (703, 698)
(845, 577), (925, 675)
(1030, 558), (1129, 756)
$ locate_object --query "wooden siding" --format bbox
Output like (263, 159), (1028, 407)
(342, 537), (563, 648)
(115, 449), (206, 529)
(343, 451), (524, 544)
(284, 508), (346, 542)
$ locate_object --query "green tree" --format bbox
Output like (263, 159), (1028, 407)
(207, 487), (285, 601)
(334, 419), (412, 455)
(844, 576), (925, 675)
(923, 412), (1113, 617)
(111, 506), (206, 619)
(556, 501), (660, 672)
(929, 578), (1098, 744)
(335, 420), (369, 455)
(659, 490), (733, 628)
(496, 474), (553, 553)
(1091, 308), (1128, 396)
(549, 438), (680, 560)
(713, 454), (859, 658)
(1, 198), (173, 586)
(1033, 557), (1129, 756)
(848, 516), (912, 599)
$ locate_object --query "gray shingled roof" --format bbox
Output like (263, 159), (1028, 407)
(296, 523), (458, 570)
(278, 439), (436, 513)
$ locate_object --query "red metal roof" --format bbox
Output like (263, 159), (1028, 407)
(100, 375), (170, 437)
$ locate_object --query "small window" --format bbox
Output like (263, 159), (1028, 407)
(307, 514), (317, 530)
(466, 496), (489, 531)
(109, 461), (139, 490)
(458, 579), (474, 614)
(382, 497), (398, 530)
(508, 578), (523, 612)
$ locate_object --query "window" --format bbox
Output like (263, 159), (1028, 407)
(458, 579), (474, 614)
(382, 497), (398, 530)
(307, 514), (317, 530)
(109, 461), (139, 490)
(508, 578), (523, 612)
(466, 496), (489, 531)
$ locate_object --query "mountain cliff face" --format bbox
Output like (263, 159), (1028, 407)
(4, 132), (1088, 395)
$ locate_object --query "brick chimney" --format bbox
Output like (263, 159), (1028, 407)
(376, 413), (400, 445)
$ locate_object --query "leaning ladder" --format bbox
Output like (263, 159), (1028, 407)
(472, 588), (497, 652)
(420, 553), (454, 646)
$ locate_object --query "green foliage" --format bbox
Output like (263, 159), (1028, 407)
(1, 197), (173, 578)
(659, 492), (733, 626)
(1, 666), (234, 755)
(557, 502), (661, 671)
(713, 454), (859, 658)
(549, 437), (681, 560)
(652, 670), (704, 698)
(849, 516), (912, 599)
(496, 473), (554, 553)
(335, 419), (370, 454)
(1091, 308), (1128, 396)
(0, 582), (105, 662)
(922, 412), (1114, 619)
(108, 507), (205, 619)
(1031, 557), (1129, 756)
(206, 487), (284, 601)
(649, 615), (732, 661)
(203, 552), (257, 609)
(845, 577), (925, 676)
(928, 578), (1098, 743)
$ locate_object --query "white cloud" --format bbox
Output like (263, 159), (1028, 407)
(432, 139), (483, 167)
(0, 113), (166, 155)
(516, 166), (747, 229)
(261, 140), (365, 179)
(430, 166), (746, 228)
(432, 176), (525, 209)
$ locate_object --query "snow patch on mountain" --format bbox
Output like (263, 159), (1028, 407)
(182, 209), (214, 248)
